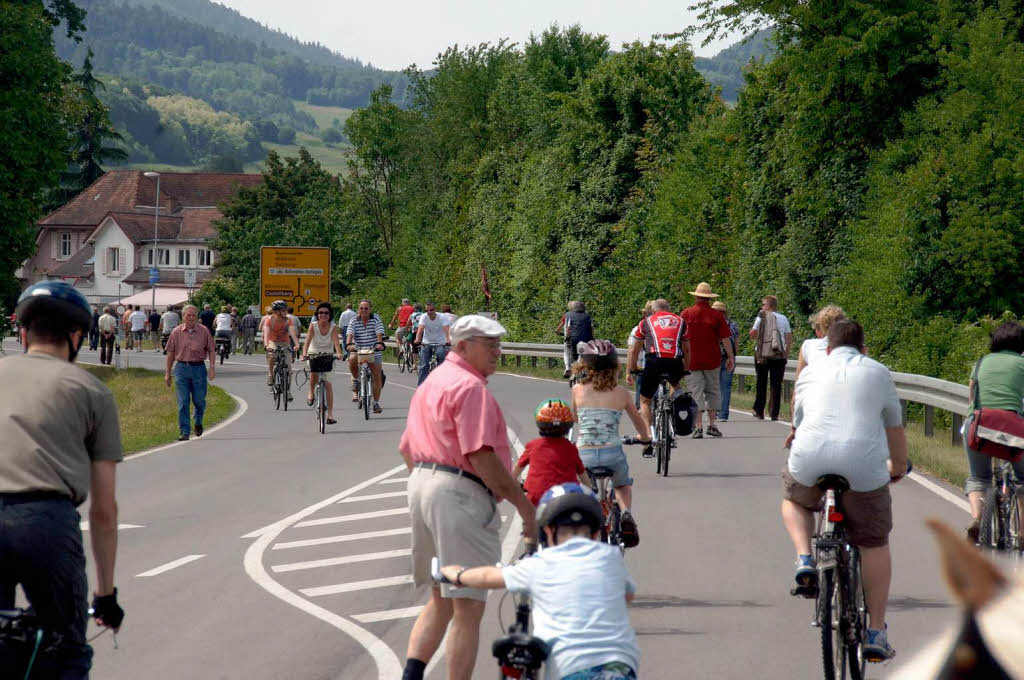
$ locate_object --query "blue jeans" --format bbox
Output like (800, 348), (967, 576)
(562, 662), (636, 679)
(174, 362), (208, 436)
(719, 356), (734, 419)
(580, 445), (633, 487)
(0, 496), (92, 678)
(418, 344), (448, 385)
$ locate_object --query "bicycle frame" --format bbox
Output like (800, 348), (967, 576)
(588, 470), (623, 554)
(979, 460), (1023, 554)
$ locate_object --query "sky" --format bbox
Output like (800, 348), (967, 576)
(214, 0), (735, 71)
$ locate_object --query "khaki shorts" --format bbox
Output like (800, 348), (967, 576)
(685, 368), (721, 411)
(782, 467), (892, 548)
(409, 465), (501, 601)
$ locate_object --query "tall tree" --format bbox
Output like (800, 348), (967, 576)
(0, 0), (85, 304)
(63, 48), (127, 195)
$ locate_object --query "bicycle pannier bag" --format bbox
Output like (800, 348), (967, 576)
(967, 358), (1024, 462)
(672, 391), (698, 437)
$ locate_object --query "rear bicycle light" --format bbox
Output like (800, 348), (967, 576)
(500, 666), (523, 679)
(827, 509), (844, 523)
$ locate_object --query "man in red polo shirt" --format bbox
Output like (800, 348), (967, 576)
(681, 282), (734, 438)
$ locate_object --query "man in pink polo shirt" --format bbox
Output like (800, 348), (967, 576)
(399, 315), (538, 680)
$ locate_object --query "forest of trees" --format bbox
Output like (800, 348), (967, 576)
(209, 6), (1022, 384)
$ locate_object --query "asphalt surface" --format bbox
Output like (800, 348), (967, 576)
(2, 339), (978, 678)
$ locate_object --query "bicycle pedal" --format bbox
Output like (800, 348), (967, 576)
(790, 584), (818, 599)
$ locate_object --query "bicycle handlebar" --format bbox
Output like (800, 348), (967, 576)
(621, 436), (651, 445)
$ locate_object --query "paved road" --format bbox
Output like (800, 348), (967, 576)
(3, 340), (974, 678)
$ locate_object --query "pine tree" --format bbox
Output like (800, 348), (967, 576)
(63, 49), (127, 193)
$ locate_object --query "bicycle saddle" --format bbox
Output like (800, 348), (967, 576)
(588, 466), (616, 479)
(814, 474), (850, 491)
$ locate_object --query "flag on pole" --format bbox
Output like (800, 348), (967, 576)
(481, 264), (492, 302)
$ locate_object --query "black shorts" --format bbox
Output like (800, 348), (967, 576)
(640, 356), (684, 400)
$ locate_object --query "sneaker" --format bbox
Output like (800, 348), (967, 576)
(177, 434), (189, 442)
(194, 423), (203, 437)
(692, 427), (703, 439)
(706, 424), (723, 437)
(641, 444), (654, 458)
(562, 369), (571, 379)
(794, 555), (817, 588)
(718, 416), (729, 422)
(753, 411), (765, 420)
(966, 520), (980, 544)
(863, 627), (896, 662)
(373, 402), (382, 414)
(620, 511), (640, 548)
(267, 376), (274, 386)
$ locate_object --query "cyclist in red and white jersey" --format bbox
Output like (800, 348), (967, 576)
(626, 299), (689, 433)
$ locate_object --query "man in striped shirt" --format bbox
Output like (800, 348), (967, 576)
(346, 299), (386, 413)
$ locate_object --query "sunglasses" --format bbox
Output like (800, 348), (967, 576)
(317, 311), (331, 316)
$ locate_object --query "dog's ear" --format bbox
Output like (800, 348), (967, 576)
(927, 518), (1007, 610)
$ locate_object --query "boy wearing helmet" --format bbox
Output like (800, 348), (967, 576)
(440, 483), (640, 680)
(514, 400), (591, 505)
(0, 281), (125, 676)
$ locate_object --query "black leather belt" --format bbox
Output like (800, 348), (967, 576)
(414, 462), (491, 495)
(0, 491), (70, 505)
(178, 360), (205, 366)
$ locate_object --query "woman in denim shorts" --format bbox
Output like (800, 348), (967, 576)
(571, 339), (651, 548)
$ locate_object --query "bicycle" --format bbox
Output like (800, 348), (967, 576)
(215, 334), (231, 365)
(586, 464), (624, 554)
(268, 348), (292, 411)
(351, 346), (377, 420)
(977, 459), (1023, 555)
(431, 556), (548, 680)
(649, 374), (676, 477)
(794, 461), (913, 679)
(1, 606), (116, 680)
(304, 353), (336, 434)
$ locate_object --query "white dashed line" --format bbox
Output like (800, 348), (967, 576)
(377, 478), (409, 484)
(136, 554), (205, 578)
(294, 507), (408, 528)
(80, 522), (144, 531)
(272, 527), (412, 551)
(338, 491), (408, 503)
(352, 606), (424, 623)
(300, 574), (414, 597)
(272, 549), (412, 573)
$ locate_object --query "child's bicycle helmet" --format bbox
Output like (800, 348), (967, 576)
(535, 399), (573, 437)
(536, 483), (604, 546)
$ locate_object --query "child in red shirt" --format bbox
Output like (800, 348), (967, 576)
(515, 399), (591, 505)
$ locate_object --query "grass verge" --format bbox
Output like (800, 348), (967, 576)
(83, 365), (235, 455)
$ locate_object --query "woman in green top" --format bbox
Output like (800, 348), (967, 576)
(965, 321), (1024, 539)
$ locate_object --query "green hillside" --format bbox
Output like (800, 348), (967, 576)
(694, 29), (774, 103)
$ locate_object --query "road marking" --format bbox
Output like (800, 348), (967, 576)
(378, 478), (409, 484)
(294, 507), (408, 527)
(272, 527), (412, 551)
(136, 554), (205, 577)
(353, 606), (424, 623)
(129, 392), (248, 461)
(300, 574), (414, 597)
(243, 465), (406, 679)
(338, 491), (408, 503)
(272, 548), (412, 573)
(80, 522), (144, 531)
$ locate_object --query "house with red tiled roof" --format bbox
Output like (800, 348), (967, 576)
(20, 170), (262, 305)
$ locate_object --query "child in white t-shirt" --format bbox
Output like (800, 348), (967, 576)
(439, 483), (640, 680)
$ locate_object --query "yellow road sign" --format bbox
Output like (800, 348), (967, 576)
(260, 246), (331, 317)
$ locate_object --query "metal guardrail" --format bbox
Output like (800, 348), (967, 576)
(494, 342), (970, 445)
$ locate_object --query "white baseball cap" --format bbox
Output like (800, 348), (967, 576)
(449, 314), (508, 343)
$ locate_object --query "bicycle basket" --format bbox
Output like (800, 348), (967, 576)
(672, 391), (698, 436)
(309, 355), (334, 373)
(356, 349), (375, 364)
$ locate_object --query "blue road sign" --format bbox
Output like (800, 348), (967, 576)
(149, 268), (160, 284)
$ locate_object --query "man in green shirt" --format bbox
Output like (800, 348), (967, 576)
(0, 281), (125, 677)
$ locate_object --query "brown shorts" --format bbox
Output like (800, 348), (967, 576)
(781, 467), (892, 548)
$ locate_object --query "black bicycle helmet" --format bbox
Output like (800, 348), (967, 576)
(272, 300), (287, 311)
(536, 483), (603, 546)
(16, 281), (93, 361)
(579, 339), (618, 370)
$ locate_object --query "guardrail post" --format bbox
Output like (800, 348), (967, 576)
(924, 406), (934, 437)
(951, 413), (963, 447)
(783, 381), (792, 402)
(737, 375), (745, 392)
(548, 358), (555, 369)
(500, 355), (505, 367)
(901, 400), (908, 425)
(530, 356), (537, 368)
(516, 355), (521, 368)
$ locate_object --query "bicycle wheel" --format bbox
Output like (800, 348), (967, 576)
(818, 568), (838, 680)
(398, 347), (406, 373)
(844, 552), (867, 679)
(274, 368), (282, 411)
(653, 405), (664, 475)
(317, 383), (326, 434)
(978, 485), (1002, 550)
(1009, 490), (1023, 556)
(362, 368), (370, 420)
(659, 402), (672, 477)
(283, 366), (290, 412)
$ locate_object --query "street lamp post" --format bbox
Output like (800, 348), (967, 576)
(144, 171), (160, 316)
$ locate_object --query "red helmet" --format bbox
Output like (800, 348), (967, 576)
(535, 399), (573, 437)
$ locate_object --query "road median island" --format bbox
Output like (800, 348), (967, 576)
(83, 366), (235, 455)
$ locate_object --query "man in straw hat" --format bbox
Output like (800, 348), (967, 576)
(399, 314), (538, 680)
(680, 283), (734, 438)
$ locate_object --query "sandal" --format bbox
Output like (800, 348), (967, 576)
(307, 397), (314, 406)
(326, 418), (337, 425)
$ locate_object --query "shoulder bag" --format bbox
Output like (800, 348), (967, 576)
(967, 357), (1024, 462)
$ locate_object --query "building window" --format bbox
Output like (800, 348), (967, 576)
(148, 248), (170, 266)
(60, 233), (72, 258)
(198, 249), (212, 267)
(108, 247), (119, 273)
(178, 249), (191, 267)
